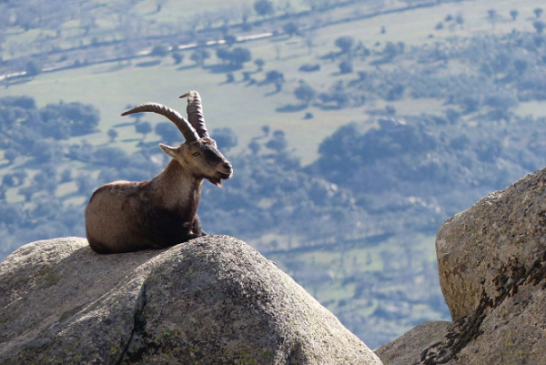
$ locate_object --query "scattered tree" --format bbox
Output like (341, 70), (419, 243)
(534, 20), (545, 34)
(107, 128), (119, 143)
(172, 52), (184, 65)
(338, 60), (353, 74)
(25, 59), (43, 77)
(155, 121), (180, 145)
(265, 70), (284, 84)
(294, 82), (316, 106)
(231, 47), (252, 67)
(135, 121), (152, 141)
(534, 7), (543, 19)
(334, 36), (355, 54)
(487, 9), (497, 29)
(254, 0), (275, 18)
(190, 48), (211, 67)
(254, 58), (265, 71)
(266, 130), (288, 152)
(510, 9), (519, 21)
(216, 47), (252, 67)
(455, 14), (464, 28)
(248, 140), (261, 155)
(151, 44), (169, 57)
(283, 22), (299, 37)
(299, 63), (320, 72)
(224, 34), (237, 46)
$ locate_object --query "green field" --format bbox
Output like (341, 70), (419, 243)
(1, 0), (543, 165)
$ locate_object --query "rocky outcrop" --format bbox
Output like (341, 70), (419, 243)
(376, 168), (546, 364)
(0, 236), (382, 365)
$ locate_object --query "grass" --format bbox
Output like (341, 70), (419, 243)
(265, 232), (446, 345)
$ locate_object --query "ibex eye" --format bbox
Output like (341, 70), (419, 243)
(192, 152), (201, 157)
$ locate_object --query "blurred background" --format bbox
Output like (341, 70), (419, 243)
(0, 0), (545, 348)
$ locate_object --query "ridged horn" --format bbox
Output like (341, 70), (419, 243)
(121, 102), (199, 142)
(180, 91), (209, 138)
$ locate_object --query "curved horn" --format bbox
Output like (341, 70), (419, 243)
(180, 91), (209, 138)
(121, 102), (199, 142)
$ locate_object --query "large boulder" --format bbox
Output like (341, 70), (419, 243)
(376, 167), (546, 364)
(0, 236), (382, 365)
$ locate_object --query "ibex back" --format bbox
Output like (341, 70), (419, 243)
(85, 91), (233, 253)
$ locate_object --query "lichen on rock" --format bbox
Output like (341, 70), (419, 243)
(0, 236), (382, 365)
(376, 167), (546, 365)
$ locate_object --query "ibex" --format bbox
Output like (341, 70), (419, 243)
(85, 91), (233, 254)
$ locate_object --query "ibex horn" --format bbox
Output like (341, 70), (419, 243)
(121, 102), (199, 142)
(180, 91), (209, 139)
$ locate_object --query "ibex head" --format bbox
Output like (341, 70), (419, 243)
(121, 91), (233, 187)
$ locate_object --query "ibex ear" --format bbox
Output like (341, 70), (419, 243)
(159, 143), (177, 158)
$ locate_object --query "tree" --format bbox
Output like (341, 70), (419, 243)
(534, 8), (543, 19)
(135, 121), (152, 140)
(338, 60), (353, 74)
(455, 14), (464, 28)
(254, 58), (265, 71)
(294, 83), (316, 106)
(510, 9), (519, 21)
(266, 130), (288, 152)
(334, 36), (355, 54)
(190, 49), (210, 67)
(172, 52), (184, 65)
(25, 59), (43, 77)
(254, 0), (275, 18)
(487, 9), (497, 29)
(216, 48), (232, 65)
(248, 140), (261, 155)
(151, 44), (169, 58)
(534, 21), (545, 34)
(283, 22), (299, 37)
(216, 47), (252, 67)
(230, 47), (252, 67)
(265, 70), (284, 84)
(382, 41), (399, 61)
(212, 128), (238, 151)
(107, 128), (119, 143)
(224, 34), (237, 46)
(155, 121), (181, 145)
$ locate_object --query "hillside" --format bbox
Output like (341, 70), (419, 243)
(1, 0), (546, 348)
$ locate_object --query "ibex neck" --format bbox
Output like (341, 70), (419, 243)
(152, 160), (203, 212)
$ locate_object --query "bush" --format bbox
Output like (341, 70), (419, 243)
(299, 64), (320, 72)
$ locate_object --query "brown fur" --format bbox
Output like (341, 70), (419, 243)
(85, 139), (232, 254)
